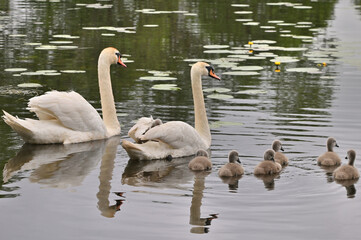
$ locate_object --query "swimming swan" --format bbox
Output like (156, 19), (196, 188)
(218, 150), (244, 177)
(272, 140), (289, 166)
(317, 137), (341, 166)
(188, 150), (212, 171)
(254, 149), (282, 175)
(333, 150), (360, 180)
(121, 62), (220, 160)
(2, 47), (126, 144)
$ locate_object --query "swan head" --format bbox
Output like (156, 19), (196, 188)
(264, 149), (275, 162)
(229, 150), (241, 163)
(196, 149), (209, 157)
(272, 140), (284, 152)
(99, 47), (127, 67)
(326, 137), (338, 151)
(192, 62), (220, 80)
(346, 149), (356, 166)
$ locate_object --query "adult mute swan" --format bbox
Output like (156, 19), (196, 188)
(2, 47), (127, 144)
(122, 62), (220, 160)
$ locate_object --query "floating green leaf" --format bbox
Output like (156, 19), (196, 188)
(236, 89), (267, 95)
(203, 87), (231, 93)
(231, 66), (264, 71)
(223, 71), (260, 76)
(4, 68), (27, 72)
(17, 83), (43, 88)
(139, 76), (177, 81)
(207, 93), (234, 99)
(151, 84), (181, 91)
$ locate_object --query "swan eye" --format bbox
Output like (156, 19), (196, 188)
(115, 52), (122, 58)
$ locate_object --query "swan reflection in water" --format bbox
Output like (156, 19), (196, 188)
(254, 173), (281, 191)
(334, 179), (358, 198)
(318, 165), (357, 198)
(219, 175), (243, 191)
(122, 155), (218, 233)
(3, 136), (123, 217)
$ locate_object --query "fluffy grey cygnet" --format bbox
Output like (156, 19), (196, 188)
(218, 150), (244, 177)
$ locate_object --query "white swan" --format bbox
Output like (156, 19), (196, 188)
(122, 62), (220, 160)
(2, 47), (126, 144)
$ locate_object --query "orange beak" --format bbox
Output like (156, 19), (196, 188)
(117, 57), (127, 67)
(209, 70), (221, 80)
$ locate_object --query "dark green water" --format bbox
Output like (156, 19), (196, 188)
(1, 0), (361, 239)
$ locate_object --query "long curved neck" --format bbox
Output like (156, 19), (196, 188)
(98, 59), (120, 136)
(327, 141), (333, 152)
(191, 67), (211, 146)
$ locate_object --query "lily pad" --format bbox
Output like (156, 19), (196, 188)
(57, 46), (78, 50)
(286, 68), (322, 74)
(151, 84), (181, 91)
(204, 49), (231, 54)
(223, 71), (260, 76)
(203, 45), (229, 49)
(243, 22), (260, 26)
(231, 4), (249, 7)
(270, 57), (299, 63)
(4, 68), (27, 72)
(24, 42), (42, 46)
(49, 40), (73, 44)
(17, 83), (43, 88)
(207, 93), (234, 99)
(235, 19), (253, 22)
(35, 45), (58, 50)
(52, 34), (80, 39)
(236, 89), (267, 95)
(101, 33), (116, 36)
(61, 70), (86, 73)
(234, 11), (253, 15)
(139, 76), (177, 81)
(143, 24), (159, 27)
(203, 87), (231, 93)
(231, 66), (264, 71)
(252, 40), (276, 44)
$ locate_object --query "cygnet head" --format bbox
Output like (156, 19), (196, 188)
(229, 150), (241, 163)
(192, 62), (221, 80)
(99, 47), (127, 67)
(272, 140), (284, 152)
(326, 137), (339, 151)
(264, 149), (275, 162)
(346, 149), (356, 166)
(151, 118), (163, 128)
(196, 149), (209, 158)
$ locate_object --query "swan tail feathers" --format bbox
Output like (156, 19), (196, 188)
(2, 110), (33, 139)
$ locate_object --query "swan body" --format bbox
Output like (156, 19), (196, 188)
(188, 150), (212, 171)
(317, 137), (341, 166)
(272, 140), (289, 166)
(254, 149), (282, 175)
(2, 47), (126, 144)
(122, 62), (220, 160)
(218, 150), (244, 177)
(333, 150), (360, 180)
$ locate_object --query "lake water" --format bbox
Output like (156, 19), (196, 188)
(1, 0), (361, 239)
